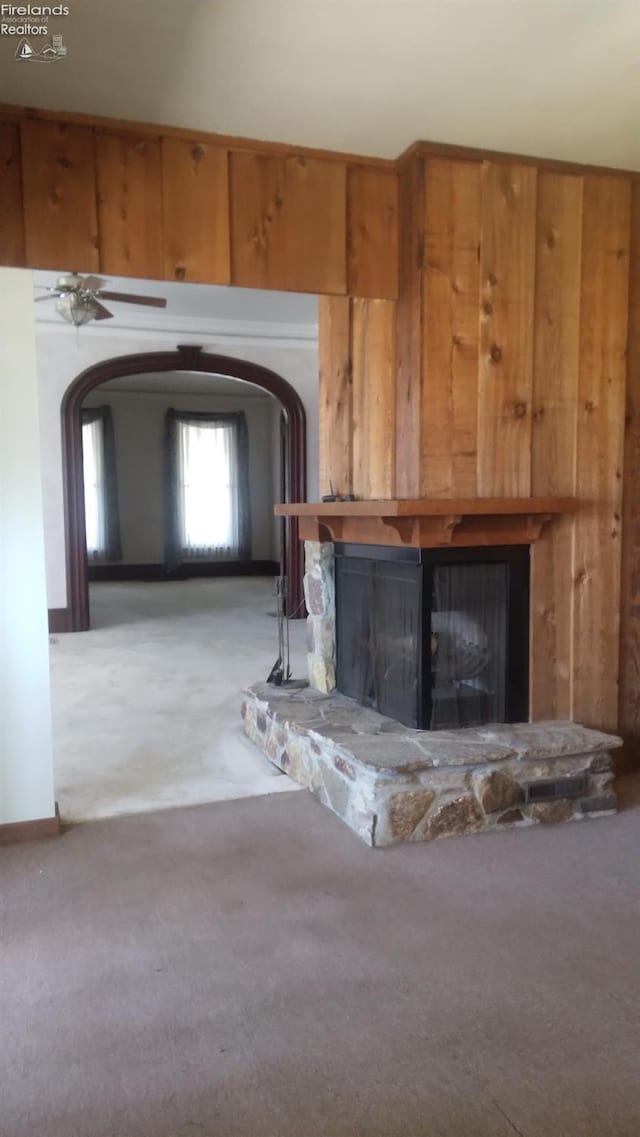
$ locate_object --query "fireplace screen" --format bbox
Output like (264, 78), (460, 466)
(335, 545), (529, 730)
(430, 563), (507, 729)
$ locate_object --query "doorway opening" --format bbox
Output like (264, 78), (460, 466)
(62, 346), (306, 631)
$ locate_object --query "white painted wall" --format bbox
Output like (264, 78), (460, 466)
(36, 324), (318, 609)
(4, 0), (639, 171)
(0, 269), (55, 825)
(83, 386), (281, 563)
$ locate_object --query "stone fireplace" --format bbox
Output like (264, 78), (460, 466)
(242, 500), (621, 846)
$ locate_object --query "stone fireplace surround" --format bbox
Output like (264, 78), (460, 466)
(242, 501), (621, 846)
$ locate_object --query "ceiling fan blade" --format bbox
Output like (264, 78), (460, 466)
(98, 290), (167, 308)
(81, 275), (108, 291)
(34, 294), (58, 302)
(92, 301), (114, 321)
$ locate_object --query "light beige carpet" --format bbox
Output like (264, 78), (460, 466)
(1, 788), (640, 1137)
(50, 578), (305, 822)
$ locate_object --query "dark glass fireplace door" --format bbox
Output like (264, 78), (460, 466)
(335, 557), (422, 726)
(335, 545), (529, 730)
(429, 562), (508, 729)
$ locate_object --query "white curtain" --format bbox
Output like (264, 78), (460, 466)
(82, 418), (107, 560)
(177, 419), (239, 557)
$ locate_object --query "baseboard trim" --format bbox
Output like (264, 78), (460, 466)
(0, 805), (61, 847)
(48, 608), (70, 634)
(88, 560), (280, 582)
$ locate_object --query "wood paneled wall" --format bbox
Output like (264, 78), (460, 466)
(319, 149), (632, 735)
(619, 184), (640, 766)
(1, 103), (639, 748)
(0, 108), (398, 299)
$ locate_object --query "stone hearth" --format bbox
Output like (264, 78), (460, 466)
(241, 684), (621, 847)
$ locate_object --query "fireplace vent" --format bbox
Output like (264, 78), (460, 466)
(522, 775), (589, 803)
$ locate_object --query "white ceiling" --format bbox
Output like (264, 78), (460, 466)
(1, 0), (638, 169)
(33, 271), (317, 328)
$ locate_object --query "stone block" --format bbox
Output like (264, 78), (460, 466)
(480, 722), (622, 760)
(472, 769), (521, 814)
(497, 808), (525, 825)
(590, 752), (614, 773)
(307, 615), (335, 661)
(317, 764), (351, 819)
(307, 655), (336, 694)
(304, 573), (333, 617)
(303, 542), (335, 616)
(426, 795), (484, 840)
(526, 800), (576, 824)
(580, 794), (617, 815)
(280, 744), (309, 786)
(388, 790), (435, 840)
(590, 772), (615, 795)
(334, 754), (357, 781)
(512, 756), (593, 780)
(304, 540), (333, 574)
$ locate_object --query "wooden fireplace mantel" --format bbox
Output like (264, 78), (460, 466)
(274, 498), (576, 548)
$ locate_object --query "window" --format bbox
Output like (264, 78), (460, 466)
(81, 407), (121, 562)
(165, 411), (251, 565)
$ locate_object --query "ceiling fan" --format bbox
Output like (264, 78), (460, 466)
(35, 272), (168, 326)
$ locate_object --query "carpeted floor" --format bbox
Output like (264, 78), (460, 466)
(49, 578), (306, 822)
(1, 788), (639, 1137)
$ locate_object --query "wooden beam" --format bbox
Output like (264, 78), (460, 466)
(618, 181), (640, 765)
(530, 172), (583, 720)
(230, 151), (346, 293)
(477, 162), (537, 496)
(161, 137), (230, 284)
(20, 119), (99, 272)
(395, 151), (425, 497)
(347, 166), (398, 298)
(0, 121), (25, 267)
(572, 175), (631, 733)
(422, 158), (481, 496)
(96, 132), (163, 279)
(352, 299), (396, 498)
(318, 295), (353, 497)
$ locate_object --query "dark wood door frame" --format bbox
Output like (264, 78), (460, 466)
(61, 344), (307, 631)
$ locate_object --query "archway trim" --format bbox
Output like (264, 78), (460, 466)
(61, 345), (307, 631)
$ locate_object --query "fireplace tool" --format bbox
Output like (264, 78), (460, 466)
(267, 575), (291, 686)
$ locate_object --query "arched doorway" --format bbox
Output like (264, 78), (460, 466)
(61, 344), (306, 631)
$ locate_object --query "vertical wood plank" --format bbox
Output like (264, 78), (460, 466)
(20, 119), (99, 271)
(352, 299), (396, 497)
(347, 166), (398, 299)
(529, 173), (583, 719)
(161, 137), (230, 284)
(395, 152), (425, 497)
(96, 133), (163, 279)
(619, 182), (640, 766)
(477, 162), (537, 496)
(0, 121), (25, 267)
(230, 151), (346, 294)
(572, 175), (630, 732)
(318, 295), (353, 496)
(422, 158), (481, 496)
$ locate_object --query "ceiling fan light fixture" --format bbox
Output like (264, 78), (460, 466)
(55, 292), (97, 327)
